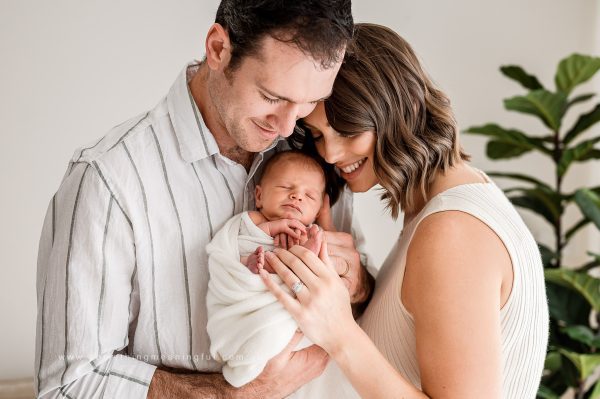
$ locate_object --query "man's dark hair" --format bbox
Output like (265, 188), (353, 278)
(215, 0), (353, 72)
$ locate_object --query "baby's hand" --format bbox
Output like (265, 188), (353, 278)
(265, 219), (306, 249)
(267, 218), (307, 236)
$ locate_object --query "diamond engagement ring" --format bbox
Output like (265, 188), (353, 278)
(291, 281), (304, 294)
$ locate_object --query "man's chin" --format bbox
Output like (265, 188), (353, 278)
(248, 137), (281, 153)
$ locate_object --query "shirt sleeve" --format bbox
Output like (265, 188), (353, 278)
(35, 161), (156, 398)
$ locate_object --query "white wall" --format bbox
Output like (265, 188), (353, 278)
(1, 0), (598, 380)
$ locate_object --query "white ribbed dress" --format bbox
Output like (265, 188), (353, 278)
(294, 179), (549, 399)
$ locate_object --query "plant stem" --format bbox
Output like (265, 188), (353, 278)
(576, 379), (586, 399)
(554, 128), (563, 268)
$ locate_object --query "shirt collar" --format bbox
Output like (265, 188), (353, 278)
(167, 61), (283, 163)
(167, 61), (220, 163)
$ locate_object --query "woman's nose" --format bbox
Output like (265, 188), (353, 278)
(322, 137), (344, 165)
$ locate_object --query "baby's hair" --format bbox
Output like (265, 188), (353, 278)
(260, 150), (326, 193)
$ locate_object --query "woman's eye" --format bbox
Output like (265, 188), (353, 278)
(340, 132), (358, 139)
(261, 93), (280, 104)
(312, 135), (323, 142)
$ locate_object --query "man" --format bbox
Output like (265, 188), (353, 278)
(35, 1), (373, 397)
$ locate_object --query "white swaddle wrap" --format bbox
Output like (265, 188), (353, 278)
(206, 211), (310, 387)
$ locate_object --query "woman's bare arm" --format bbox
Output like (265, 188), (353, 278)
(260, 210), (510, 398)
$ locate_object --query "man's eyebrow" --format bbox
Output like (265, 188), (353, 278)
(257, 83), (332, 104)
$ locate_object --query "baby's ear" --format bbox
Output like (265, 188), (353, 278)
(255, 185), (263, 208)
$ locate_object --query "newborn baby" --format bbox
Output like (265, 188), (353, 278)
(206, 150), (327, 387)
(242, 150), (326, 273)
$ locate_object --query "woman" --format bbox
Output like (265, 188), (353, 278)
(259, 23), (549, 398)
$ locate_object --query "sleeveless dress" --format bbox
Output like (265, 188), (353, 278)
(294, 178), (549, 399)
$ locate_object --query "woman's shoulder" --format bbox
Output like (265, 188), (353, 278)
(401, 209), (510, 313)
(409, 209), (508, 263)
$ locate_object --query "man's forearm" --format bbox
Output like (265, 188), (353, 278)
(147, 369), (238, 399)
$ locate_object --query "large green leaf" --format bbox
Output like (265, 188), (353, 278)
(546, 282), (591, 325)
(486, 172), (553, 192)
(558, 349), (600, 380)
(555, 54), (600, 95)
(545, 269), (600, 311)
(537, 385), (560, 399)
(564, 185), (600, 202)
(500, 65), (544, 90)
(588, 252), (600, 265)
(507, 186), (562, 224)
(561, 325), (600, 349)
(581, 149), (600, 161)
(504, 90), (567, 131)
(574, 189), (600, 230)
(563, 103), (600, 144)
(465, 124), (551, 159)
(486, 140), (529, 159)
(567, 93), (595, 111)
(564, 218), (590, 242)
(558, 136), (600, 176)
(589, 380), (600, 399)
(510, 195), (556, 226)
(577, 252), (600, 272)
(545, 351), (563, 373)
(538, 244), (556, 268)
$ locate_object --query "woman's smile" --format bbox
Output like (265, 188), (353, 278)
(337, 157), (368, 180)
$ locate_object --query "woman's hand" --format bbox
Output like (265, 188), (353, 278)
(258, 234), (357, 354)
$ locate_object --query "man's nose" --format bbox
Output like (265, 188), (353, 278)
(277, 104), (300, 138)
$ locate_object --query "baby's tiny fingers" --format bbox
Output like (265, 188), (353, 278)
(288, 219), (307, 232)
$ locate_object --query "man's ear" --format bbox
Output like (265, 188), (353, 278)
(255, 185), (263, 209)
(204, 23), (232, 71)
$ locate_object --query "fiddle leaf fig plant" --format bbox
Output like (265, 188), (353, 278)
(465, 53), (600, 398)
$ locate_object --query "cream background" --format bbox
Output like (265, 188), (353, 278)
(1, 0), (599, 382)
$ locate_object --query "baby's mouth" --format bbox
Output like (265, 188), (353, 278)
(282, 204), (302, 213)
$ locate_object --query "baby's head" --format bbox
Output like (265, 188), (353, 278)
(256, 150), (326, 225)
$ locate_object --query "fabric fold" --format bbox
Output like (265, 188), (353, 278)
(206, 211), (310, 387)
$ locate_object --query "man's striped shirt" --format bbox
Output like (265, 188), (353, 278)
(34, 62), (368, 398)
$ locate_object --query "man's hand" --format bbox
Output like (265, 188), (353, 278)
(242, 331), (329, 398)
(316, 195), (373, 306)
(147, 332), (328, 399)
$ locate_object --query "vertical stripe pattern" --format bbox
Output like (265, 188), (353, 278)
(192, 163), (214, 238)
(122, 142), (163, 363)
(150, 126), (197, 370)
(34, 62), (365, 398)
(97, 197), (113, 356)
(61, 164), (90, 385)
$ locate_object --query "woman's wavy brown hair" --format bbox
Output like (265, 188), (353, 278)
(293, 23), (469, 219)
